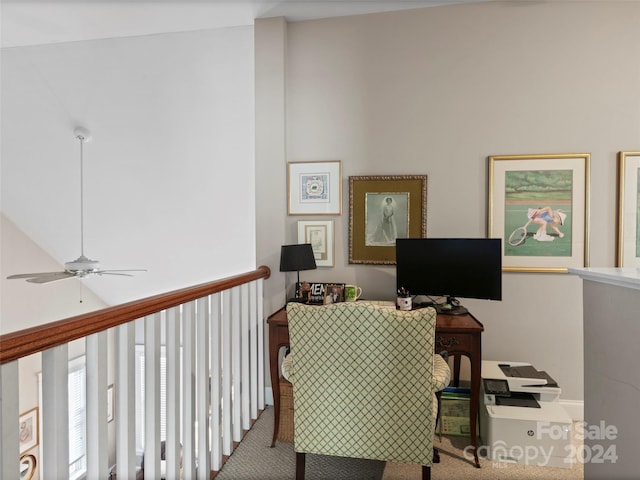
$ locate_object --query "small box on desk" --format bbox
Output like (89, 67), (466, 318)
(439, 387), (471, 437)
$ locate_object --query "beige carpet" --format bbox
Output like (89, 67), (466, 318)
(216, 407), (584, 480)
(383, 429), (584, 479)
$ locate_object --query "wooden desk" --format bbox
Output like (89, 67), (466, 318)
(266, 306), (484, 467)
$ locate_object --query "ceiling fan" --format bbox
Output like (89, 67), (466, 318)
(7, 127), (145, 284)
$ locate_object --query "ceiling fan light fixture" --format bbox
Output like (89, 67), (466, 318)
(64, 255), (99, 273)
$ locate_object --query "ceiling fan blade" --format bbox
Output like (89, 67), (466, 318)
(96, 271), (134, 277)
(7, 271), (66, 279)
(99, 269), (147, 273)
(26, 272), (77, 284)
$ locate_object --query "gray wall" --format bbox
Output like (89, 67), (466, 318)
(255, 1), (640, 404)
(583, 279), (640, 479)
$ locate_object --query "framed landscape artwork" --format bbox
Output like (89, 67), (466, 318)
(349, 175), (427, 264)
(288, 161), (342, 215)
(617, 151), (640, 267)
(488, 153), (590, 272)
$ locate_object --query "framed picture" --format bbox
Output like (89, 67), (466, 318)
(617, 151), (640, 267)
(20, 453), (37, 480)
(288, 161), (342, 215)
(488, 153), (590, 272)
(295, 282), (345, 304)
(19, 407), (39, 454)
(107, 384), (114, 422)
(297, 220), (334, 267)
(349, 175), (427, 264)
(323, 283), (345, 304)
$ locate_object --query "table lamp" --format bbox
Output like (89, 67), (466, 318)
(279, 243), (317, 303)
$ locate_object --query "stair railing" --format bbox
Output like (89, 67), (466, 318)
(0, 265), (270, 480)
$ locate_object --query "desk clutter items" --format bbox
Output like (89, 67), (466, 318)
(295, 282), (346, 304)
(344, 284), (362, 302)
(397, 287), (412, 310)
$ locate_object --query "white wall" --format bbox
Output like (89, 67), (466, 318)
(1, 26), (258, 470)
(1, 214), (107, 334)
(1, 26), (256, 310)
(256, 1), (640, 402)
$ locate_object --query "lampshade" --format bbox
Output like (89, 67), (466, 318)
(279, 244), (317, 273)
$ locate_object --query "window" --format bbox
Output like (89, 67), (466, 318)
(68, 357), (87, 480)
(37, 355), (87, 480)
(135, 346), (169, 453)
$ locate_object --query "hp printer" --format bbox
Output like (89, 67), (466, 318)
(480, 361), (573, 468)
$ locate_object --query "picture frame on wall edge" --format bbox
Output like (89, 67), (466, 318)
(617, 151), (640, 268)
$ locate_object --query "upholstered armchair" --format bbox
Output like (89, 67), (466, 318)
(286, 302), (449, 480)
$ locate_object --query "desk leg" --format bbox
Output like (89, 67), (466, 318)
(270, 339), (281, 447)
(470, 341), (481, 467)
(452, 355), (461, 387)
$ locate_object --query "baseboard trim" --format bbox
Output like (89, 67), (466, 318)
(560, 399), (584, 421)
(266, 386), (273, 406)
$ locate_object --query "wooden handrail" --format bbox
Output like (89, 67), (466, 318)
(0, 265), (271, 365)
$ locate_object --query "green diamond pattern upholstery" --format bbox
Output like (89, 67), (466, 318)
(286, 302), (439, 467)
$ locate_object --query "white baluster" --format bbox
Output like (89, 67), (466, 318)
(257, 279), (265, 409)
(182, 301), (196, 478)
(209, 293), (222, 471)
(144, 313), (161, 479)
(231, 287), (242, 442)
(196, 297), (211, 479)
(116, 322), (136, 478)
(42, 345), (69, 479)
(241, 283), (251, 431)
(86, 331), (108, 479)
(221, 291), (232, 456)
(0, 361), (20, 480)
(165, 306), (181, 480)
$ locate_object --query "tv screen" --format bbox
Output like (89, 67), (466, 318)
(395, 238), (502, 312)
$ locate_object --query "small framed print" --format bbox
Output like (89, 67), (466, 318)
(19, 407), (39, 454)
(297, 220), (334, 267)
(288, 161), (342, 215)
(617, 151), (640, 267)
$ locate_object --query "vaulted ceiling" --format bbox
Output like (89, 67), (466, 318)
(1, 0), (494, 48)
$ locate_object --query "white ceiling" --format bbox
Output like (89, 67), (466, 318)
(1, 0), (493, 49)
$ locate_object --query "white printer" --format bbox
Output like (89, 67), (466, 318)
(479, 361), (574, 468)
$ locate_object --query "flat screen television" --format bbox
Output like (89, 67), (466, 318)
(395, 238), (502, 315)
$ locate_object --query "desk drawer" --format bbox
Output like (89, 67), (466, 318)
(435, 333), (471, 352)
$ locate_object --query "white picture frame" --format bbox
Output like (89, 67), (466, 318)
(288, 161), (342, 215)
(297, 220), (335, 267)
